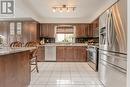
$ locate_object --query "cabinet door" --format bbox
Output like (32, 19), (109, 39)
(23, 22), (37, 44)
(65, 47), (74, 62)
(74, 47), (79, 62)
(75, 46), (83, 62)
(37, 46), (45, 62)
(40, 24), (48, 37)
(0, 22), (9, 45)
(40, 24), (55, 38)
(80, 47), (86, 62)
(88, 24), (93, 37)
(29, 22), (37, 41)
(76, 24), (81, 37)
(76, 24), (88, 37)
(92, 20), (99, 37)
(23, 22), (31, 43)
(74, 46), (86, 62)
(47, 24), (55, 38)
(80, 24), (86, 36)
(56, 46), (65, 62)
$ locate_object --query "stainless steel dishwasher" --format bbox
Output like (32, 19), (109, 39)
(87, 45), (99, 71)
(45, 46), (56, 61)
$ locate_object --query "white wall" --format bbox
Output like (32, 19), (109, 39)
(88, 0), (118, 23)
(127, 0), (130, 86)
(15, 0), (41, 21)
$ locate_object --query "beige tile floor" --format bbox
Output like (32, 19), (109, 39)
(28, 62), (104, 87)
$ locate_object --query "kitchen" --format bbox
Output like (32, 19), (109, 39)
(0, 0), (128, 87)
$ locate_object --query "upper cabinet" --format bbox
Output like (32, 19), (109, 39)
(92, 19), (99, 37)
(75, 24), (93, 38)
(23, 22), (38, 43)
(0, 22), (9, 45)
(40, 24), (55, 38)
(0, 21), (38, 45)
(39, 22), (99, 38)
(92, 19), (99, 29)
(76, 24), (86, 37)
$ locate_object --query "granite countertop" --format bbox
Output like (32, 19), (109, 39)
(87, 44), (99, 48)
(41, 43), (88, 47)
(0, 47), (36, 56)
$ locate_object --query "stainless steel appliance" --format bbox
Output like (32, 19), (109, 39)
(87, 45), (99, 71)
(99, 50), (127, 87)
(45, 46), (56, 61)
(99, 2), (127, 87)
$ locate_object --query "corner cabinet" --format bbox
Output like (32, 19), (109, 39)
(40, 24), (55, 38)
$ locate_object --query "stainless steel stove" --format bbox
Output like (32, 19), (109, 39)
(87, 45), (99, 71)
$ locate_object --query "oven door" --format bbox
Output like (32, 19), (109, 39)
(88, 48), (97, 64)
(87, 46), (98, 71)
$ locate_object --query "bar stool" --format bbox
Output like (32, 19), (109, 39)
(10, 41), (22, 47)
(25, 41), (39, 73)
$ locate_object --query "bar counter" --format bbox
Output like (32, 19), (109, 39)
(0, 47), (35, 87)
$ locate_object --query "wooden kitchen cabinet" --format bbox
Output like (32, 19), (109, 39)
(73, 47), (80, 61)
(0, 22), (10, 44)
(92, 19), (99, 37)
(74, 46), (86, 62)
(87, 24), (93, 37)
(37, 46), (45, 62)
(40, 24), (48, 37)
(65, 47), (74, 62)
(79, 46), (86, 62)
(92, 18), (99, 29)
(23, 22), (38, 44)
(76, 24), (86, 37)
(0, 21), (38, 45)
(56, 46), (87, 62)
(48, 24), (55, 37)
(56, 46), (65, 62)
(39, 23), (98, 38)
(40, 24), (55, 38)
(76, 24), (94, 38)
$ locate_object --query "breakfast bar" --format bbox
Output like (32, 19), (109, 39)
(0, 47), (35, 87)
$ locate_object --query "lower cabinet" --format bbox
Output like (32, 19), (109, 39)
(37, 46), (45, 62)
(56, 46), (87, 62)
(56, 46), (65, 62)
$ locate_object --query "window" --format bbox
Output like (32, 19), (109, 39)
(56, 34), (75, 43)
(55, 25), (75, 43)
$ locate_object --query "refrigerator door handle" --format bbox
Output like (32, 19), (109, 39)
(110, 12), (116, 49)
(100, 52), (127, 60)
(100, 60), (126, 74)
(106, 11), (110, 46)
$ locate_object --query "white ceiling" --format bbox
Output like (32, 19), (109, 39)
(23, 0), (118, 23)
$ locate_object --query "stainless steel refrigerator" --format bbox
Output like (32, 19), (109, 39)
(99, 1), (127, 87)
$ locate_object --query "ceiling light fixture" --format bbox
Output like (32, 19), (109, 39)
(52, 5), (76, 13)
